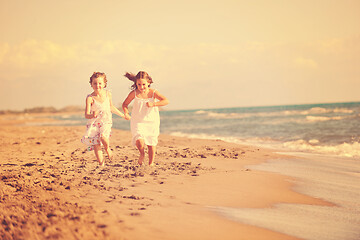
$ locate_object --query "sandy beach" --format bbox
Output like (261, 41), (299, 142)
(0, 114), (334, 240)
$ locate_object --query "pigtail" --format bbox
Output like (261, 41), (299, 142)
(124, 72), (137, 81)
(124, 72), (137, 90)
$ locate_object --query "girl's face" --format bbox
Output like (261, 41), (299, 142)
(91, 77), (105, 93)
(136, 78), (150, 92)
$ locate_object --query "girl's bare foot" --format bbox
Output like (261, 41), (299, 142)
(99, 156), (105, 166)
(100, 159), (105, 167)
(149, 159), (154, 166)
(138, 151), (145, 165)
(106, 147), (113, 160)
(148, 146), (155, 167)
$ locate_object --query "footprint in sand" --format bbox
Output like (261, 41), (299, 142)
(97, 224), (107, 228)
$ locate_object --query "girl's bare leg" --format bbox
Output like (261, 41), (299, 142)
(93, 144), (104, 166)
(101, 137), (112, 160)
(136, 139), (145, 165)
(148, 145), (156, 166)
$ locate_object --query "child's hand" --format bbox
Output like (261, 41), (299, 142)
(92, 111), (100, 118)
(146, 102), (155, 107)
(124, 113), (131, 120)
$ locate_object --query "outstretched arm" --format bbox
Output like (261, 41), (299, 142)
(147, 90), (169, 108)
(108, 92), (126, 119)
(122, 91), (135, 120)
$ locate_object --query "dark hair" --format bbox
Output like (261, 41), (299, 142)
(124, 71), (153, 90)
(89, 72), (107, 87)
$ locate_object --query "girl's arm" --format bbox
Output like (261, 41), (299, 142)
(147, 90), (169, 107)
(108, 92), (126, 119)
(122, 91), (135, 120)
(84, 96), (97, 119)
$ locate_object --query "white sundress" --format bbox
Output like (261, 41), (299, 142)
(81, 91), (112, 151)
(130, 89), (160, 146)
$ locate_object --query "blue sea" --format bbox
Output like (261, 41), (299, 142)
(54, 101), (360, 159)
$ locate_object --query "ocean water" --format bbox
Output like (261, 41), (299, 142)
(160, 102), (360, 158)
(53, 101), (360, 159)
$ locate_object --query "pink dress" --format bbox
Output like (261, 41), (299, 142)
(130, 89), (160, 146)
(81, 91), (112, 151)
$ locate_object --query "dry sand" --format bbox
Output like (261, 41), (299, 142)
(0, 114), (331, 240)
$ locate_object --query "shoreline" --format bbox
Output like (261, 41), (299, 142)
(241, 152), (360, 240)
(1, 115), (335, 240)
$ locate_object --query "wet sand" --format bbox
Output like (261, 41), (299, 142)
(241, 153), (360, 240)
(0, 114), (331, 240)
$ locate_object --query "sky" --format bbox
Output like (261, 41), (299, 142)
(0, 0), (359, 111)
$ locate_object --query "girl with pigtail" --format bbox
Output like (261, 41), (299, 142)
(122, 71), (169, 165)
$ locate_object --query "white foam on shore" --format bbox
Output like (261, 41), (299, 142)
(213, 153), (360, 240)
(169, 131), (360, 158)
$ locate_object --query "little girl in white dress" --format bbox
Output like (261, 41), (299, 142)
(81, 90), (112, 151)
(122, 71), (169, 165)
(131, 88), (160, 147)
(82, 72), (128, 166)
